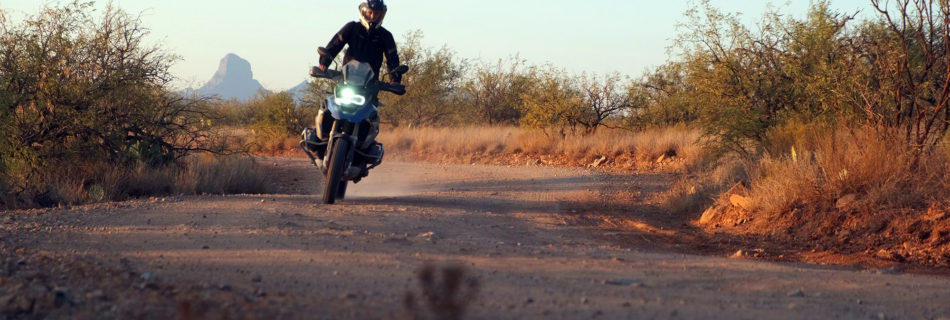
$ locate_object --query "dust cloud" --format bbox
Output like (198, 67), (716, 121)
(345, 162), (434, 199)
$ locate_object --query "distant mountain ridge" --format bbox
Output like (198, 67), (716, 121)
(182, 53), (311, 102)
(286, 80), (311, 102)
(195, 53), (264, 101)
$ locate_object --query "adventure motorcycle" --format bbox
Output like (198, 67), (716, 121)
(300, 56), (408, 204)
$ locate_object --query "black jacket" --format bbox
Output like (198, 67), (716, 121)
(319, 21), (400, 81)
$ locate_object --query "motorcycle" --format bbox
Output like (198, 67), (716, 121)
(300, 55), (408, 204)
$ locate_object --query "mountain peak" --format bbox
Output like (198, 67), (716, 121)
(215, 53), (253, 80)
(197, 53), (264, 101)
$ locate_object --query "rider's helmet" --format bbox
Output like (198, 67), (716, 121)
(359, 0), (387, 30)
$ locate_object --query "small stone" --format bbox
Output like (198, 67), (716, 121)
(87, 290), (105, 300)
(873, 267), (902, 275)
(604, 279), (640, 286)
(251, 274), (262, 282)
(417, 231), (436, 238)
(787, 289), (805, 297)
(835, 193), (859, 210)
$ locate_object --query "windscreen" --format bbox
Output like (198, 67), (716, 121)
(342, 61), (375, 87)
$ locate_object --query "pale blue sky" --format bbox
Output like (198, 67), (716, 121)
(2, 1), (873, 91)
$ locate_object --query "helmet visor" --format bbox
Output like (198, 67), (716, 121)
(361, 7), (386, 23)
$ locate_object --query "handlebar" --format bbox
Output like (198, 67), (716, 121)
(310, 66), (341, 79)
(379, 82), (406, 95)
(310, 66), (406, 95)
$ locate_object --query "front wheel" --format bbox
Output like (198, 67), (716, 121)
(336, 180), (348, 200)
(322, 139), (349, 204)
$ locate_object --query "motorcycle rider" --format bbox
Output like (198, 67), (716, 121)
(312, 0), (401, 160)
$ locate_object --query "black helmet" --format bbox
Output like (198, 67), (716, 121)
(359, 0), (387, 30)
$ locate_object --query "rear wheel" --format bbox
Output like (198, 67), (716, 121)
(322, 139), (349, 204)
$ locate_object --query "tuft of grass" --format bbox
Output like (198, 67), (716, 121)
(403, 263), (479, 320)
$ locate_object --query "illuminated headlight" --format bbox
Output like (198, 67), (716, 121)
(335, 87), (366, 106)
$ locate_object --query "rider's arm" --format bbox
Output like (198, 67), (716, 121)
(382, 31), (401, 83)
(319, 22), (359, 69)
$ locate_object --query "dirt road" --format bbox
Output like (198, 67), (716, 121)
(2, 158), (950, 319)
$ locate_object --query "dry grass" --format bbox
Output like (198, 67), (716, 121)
(668, 124), (950, 226)
(379, 125), (705, 171)
(691, 126), (950, 266)
(5, 154), (271, 209)
(176, 154), (272, 195)
(747, 128), (950, 218)
(679, 125), (950, 266)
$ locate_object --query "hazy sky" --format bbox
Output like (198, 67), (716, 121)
(3, 1), (873, 91)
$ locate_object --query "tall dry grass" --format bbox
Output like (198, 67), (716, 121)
(747, 127), (950, 217)
(663, 124), (950, 221)
(378, 125), (705, 170)
(5, 154), (271, 209)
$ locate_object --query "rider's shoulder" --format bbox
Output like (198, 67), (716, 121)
(376, 26), (394, 38)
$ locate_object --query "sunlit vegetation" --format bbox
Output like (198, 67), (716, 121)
(0, 2), (268, 208)
(655, 0), (950, 264)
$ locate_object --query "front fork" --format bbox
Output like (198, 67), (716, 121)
(324, 120), (359, 177)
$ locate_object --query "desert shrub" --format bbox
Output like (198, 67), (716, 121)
(243, 91), (315, 153)
(519, 67), (585, 135)
(459, 57), (532, 126)
(379, 31), (466, 127)
(0, 2), (245, 207)
(632, 62), (698, 127)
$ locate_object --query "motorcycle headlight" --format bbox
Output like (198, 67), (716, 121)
(335, 87), (366, 106)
